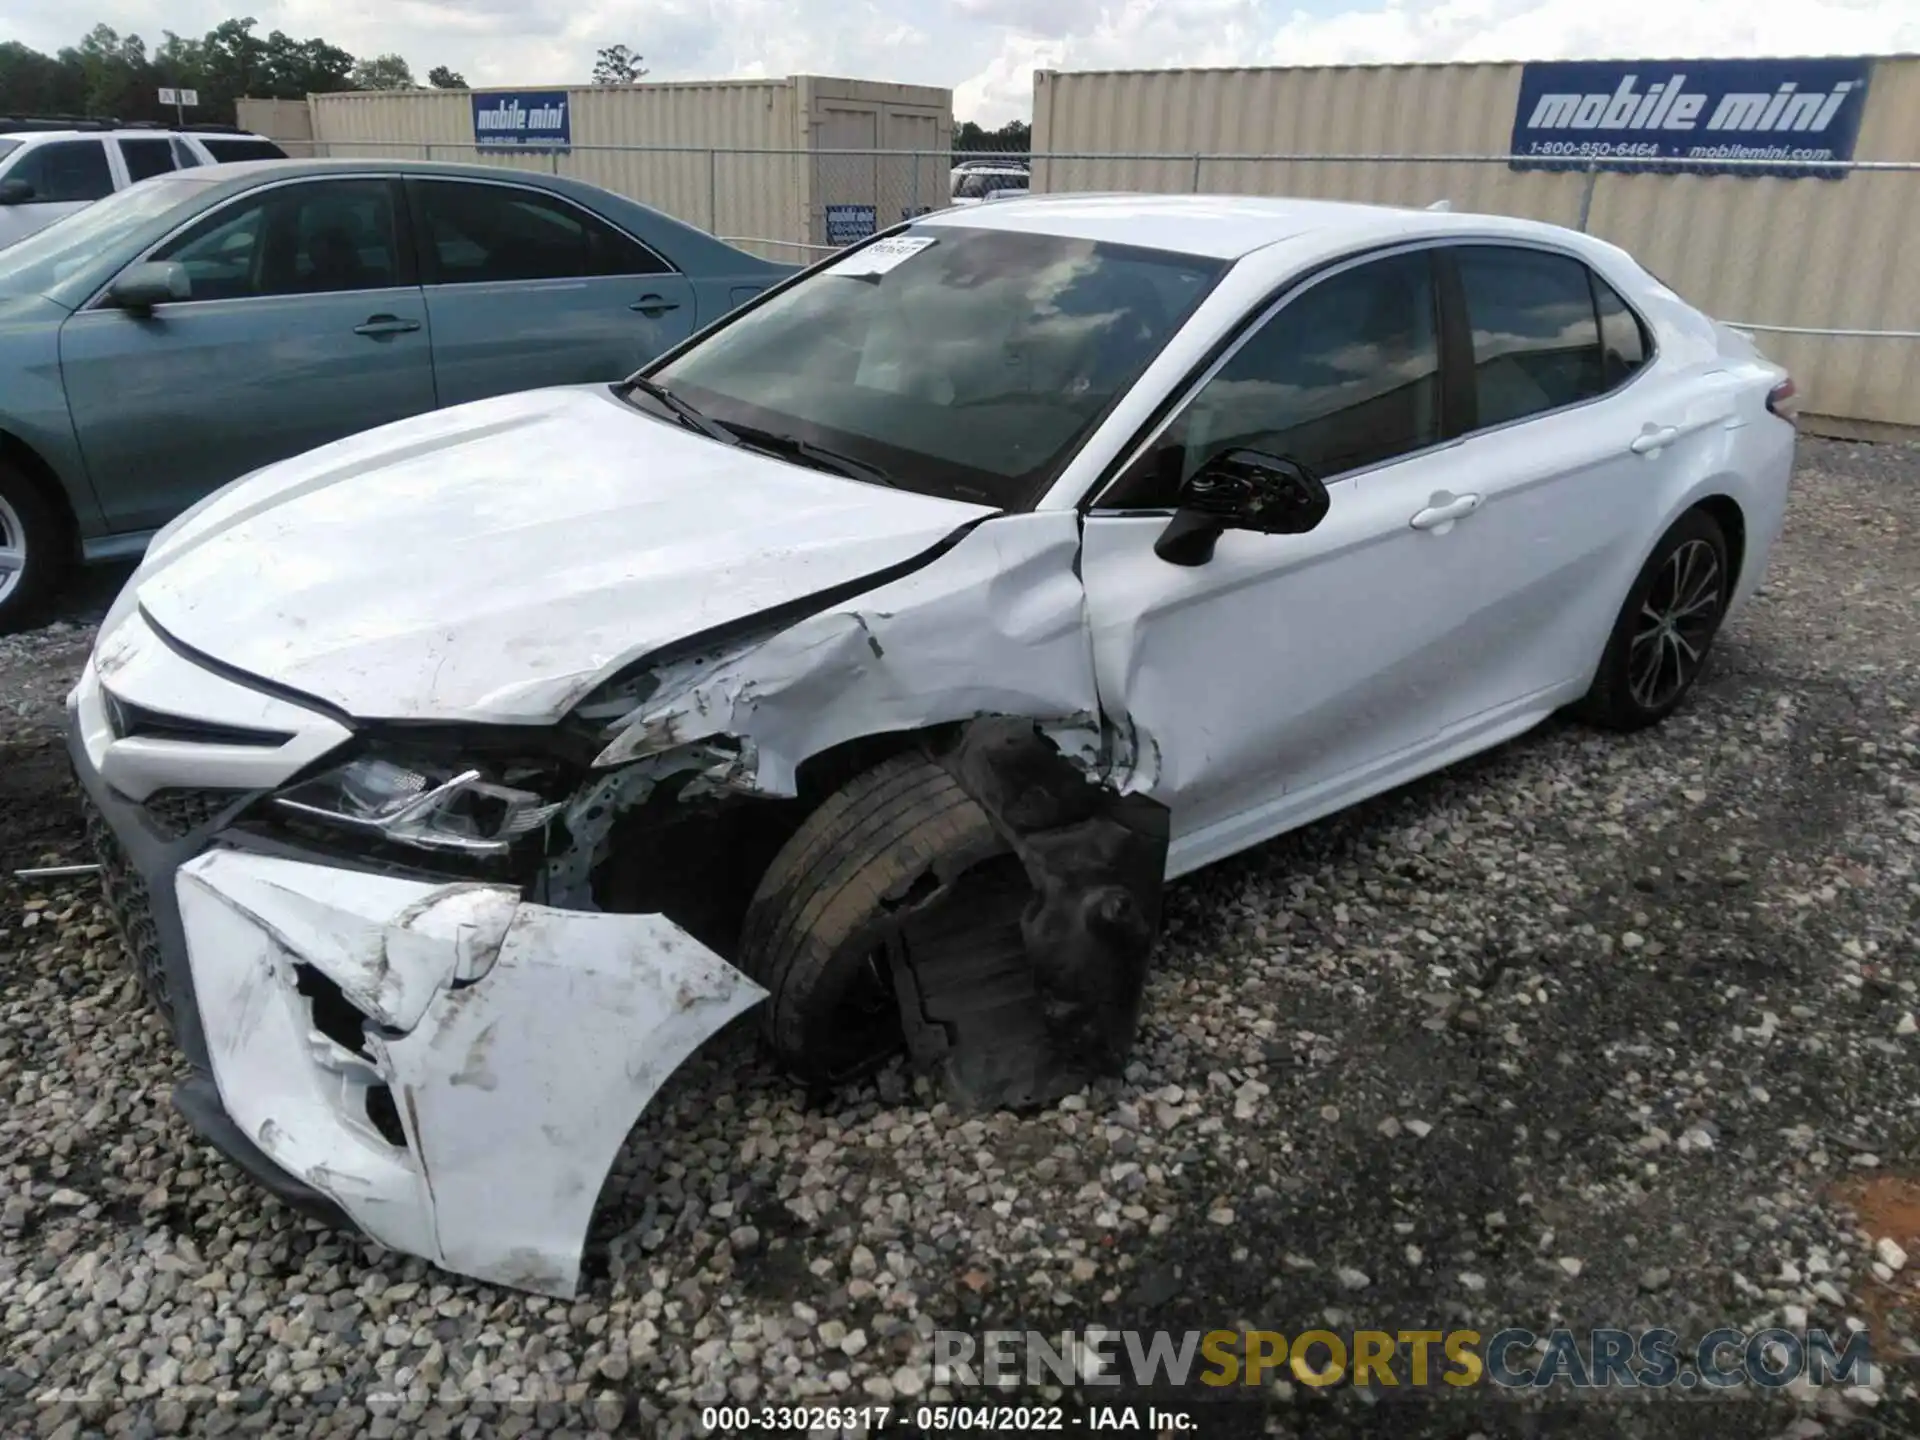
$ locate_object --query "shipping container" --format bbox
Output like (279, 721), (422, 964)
(305, 76), (951, 263)
(1031, 59), (1920, 436)
(235, 97), (316, 157)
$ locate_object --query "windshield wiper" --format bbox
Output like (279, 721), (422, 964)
(620, 376), (737, 445)
(727, 424), (898, 489)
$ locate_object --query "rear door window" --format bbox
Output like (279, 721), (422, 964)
(197, 138), (289, 163)
(10, 140), (115, 203)
(1593, 274), (1651, 388)
(118, 137), (179, 184)
(412, 180), (672, 282)
(1454, 245), (1612, 428)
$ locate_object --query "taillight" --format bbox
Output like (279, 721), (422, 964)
(1767, 377), (1800, 424)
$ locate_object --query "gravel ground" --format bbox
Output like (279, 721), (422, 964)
(3, 440), (1919, 1439)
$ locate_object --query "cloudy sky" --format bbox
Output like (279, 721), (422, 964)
(11, 0), (1920, 124)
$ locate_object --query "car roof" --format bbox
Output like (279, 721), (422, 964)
(169, 156), (623, 188)
(916, 191), (1585, 261)
(0, 128), (273, 142)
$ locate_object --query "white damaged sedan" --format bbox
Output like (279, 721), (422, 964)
(70, 194), (1796, 1296)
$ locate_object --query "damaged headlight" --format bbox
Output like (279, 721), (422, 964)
(273, 756), (564, 856)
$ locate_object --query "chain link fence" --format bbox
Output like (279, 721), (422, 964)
(309, 138), (1920, 431)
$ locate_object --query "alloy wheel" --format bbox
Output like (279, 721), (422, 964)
(1628, 537), (1724, 710)
(0, 492), (25, 607)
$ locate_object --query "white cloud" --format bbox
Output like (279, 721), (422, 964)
(7, 0), (1919, 124)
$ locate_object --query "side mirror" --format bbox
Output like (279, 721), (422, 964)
(107, 261), (191, 313)
(1153, 449), (1331, 567)
(0, 178), (33, 205)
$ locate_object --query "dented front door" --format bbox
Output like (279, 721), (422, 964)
(1079, 469), (1453, 876)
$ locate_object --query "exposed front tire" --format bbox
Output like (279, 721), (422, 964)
(0, 461), (70, 636)
(735, 754), (1008, 1086)
(1574, 507), (1732, 732)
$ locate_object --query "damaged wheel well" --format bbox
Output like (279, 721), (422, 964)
(586, 727), (939, 957)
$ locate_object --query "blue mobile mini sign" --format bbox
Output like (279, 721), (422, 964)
(1510, 57), (1874, 178)
(472, 90), (572, 155)
(825, 204), (878, 245)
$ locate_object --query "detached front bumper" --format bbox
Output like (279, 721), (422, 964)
(68, 615), (767, 1297)
(172, 849), (764, 1296)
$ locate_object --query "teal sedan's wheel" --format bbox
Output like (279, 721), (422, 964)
(0, 461), (67, 635)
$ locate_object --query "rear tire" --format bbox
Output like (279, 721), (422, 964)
(1573, 507), (1731, 732)
(0, 461), (70, 636)
(735, 755), (1007, 1086)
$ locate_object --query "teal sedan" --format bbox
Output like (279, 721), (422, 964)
(0, 158), (795, 630)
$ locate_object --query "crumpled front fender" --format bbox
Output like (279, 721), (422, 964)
(175, 849), (766, 1297)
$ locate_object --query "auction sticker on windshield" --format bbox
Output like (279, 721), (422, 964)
(830, 235), (938, 277)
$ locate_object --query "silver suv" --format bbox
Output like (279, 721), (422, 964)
(0, 123), (288, 248)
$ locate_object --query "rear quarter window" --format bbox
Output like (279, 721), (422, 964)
(198, 138), (289, 163)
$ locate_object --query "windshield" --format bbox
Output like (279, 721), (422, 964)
(0, 139), (21, 163)
(0, 174), (215, 303)
(648, 225), (1224, 508)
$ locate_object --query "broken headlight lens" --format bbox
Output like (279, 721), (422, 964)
(273, 756), (564, 856)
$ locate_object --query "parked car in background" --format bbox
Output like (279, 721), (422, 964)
(0, 157), (795, 630)
(69, 194), (1794, 1297)
(0, 120), (288, 249)
(949, 163), (1030, 205)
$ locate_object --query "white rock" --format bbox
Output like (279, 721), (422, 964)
(1557, 1257), (1583, 1278)
(1874, 1237), (1908, 1272)
(1897, 1012), (1917, 1036)
(1459, 1272), (1486, 1292)
(1335, 1267), (1371, 1291)
(1404, 1119), (1433, 1139)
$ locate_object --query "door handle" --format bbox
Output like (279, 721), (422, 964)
(1629, 424), (1679, 455)
(629, 294), (683, 316)
(354, 315), (422, 337)
(1410, 491), (1483, 532)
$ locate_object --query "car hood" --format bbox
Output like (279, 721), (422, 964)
(129, 385), (997, 723)
(0, 291), (66, 326)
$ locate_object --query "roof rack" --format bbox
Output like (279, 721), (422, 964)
(0, 116), (255, 136)
(120, 120), (251, 135)
(0, 115), (118, 132)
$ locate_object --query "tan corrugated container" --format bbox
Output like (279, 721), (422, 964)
(1032, 59), (1920, 435)
(307, 77), (951, 263)
(235, 97), (316, 157)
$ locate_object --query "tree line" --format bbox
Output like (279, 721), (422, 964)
(955, 119), (1032, 158)
(0, 19), (654, 126)
(0, 19), (1031, 142)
